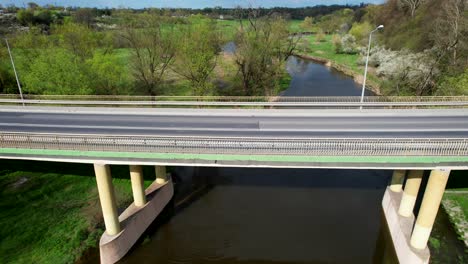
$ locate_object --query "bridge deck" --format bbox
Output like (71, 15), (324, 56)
(0, 106), (467, 169)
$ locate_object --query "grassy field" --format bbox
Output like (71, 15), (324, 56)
(0, 161), (155, 264)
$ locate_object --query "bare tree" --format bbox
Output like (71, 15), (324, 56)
(433, 0), (467, 64)
(73, 8), (95, 27)
(121, 15), (176, 95)
(398, 0), (425, 17)
(172, 17), (221, 95)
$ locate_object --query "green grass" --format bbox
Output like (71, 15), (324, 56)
(444, 188), (468, 218)
(443, 188), (468, 246)
(0, 161), (154, 264)
(288, 20), (305, 33)
(303, 35), (361, 70)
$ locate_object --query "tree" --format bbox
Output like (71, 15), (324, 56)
(398, 0), (425, 17)
(22, 49), (93, 95)
(234, 12), (297, 96)
(17, 9), (34, 25)
(349, 21), (373, 44)
(34, 10), (52, 25)
(55, 23), (98, 60)
(27, 2), (39, 10)
(432, 0), (466, 67)
(87, 51), (131, 95)
(300, 17), (313, 31)
(73, 8), (95, 27)
(172, 17), (221, 95)
(121, 15), (176, 95)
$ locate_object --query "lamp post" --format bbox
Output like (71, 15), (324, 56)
(359, 25), (383, 110)
(4, 38), (25, 107)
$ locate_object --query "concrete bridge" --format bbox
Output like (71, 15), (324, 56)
(0, 96), (467, 263)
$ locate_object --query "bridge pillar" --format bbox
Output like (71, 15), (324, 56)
(398, 170), (423, 217)
(389, 170), (406, 192)
(155, 166), (167, 184)
(94, 164), (121, 236)
(129, 165), (147, 207)
(410, 169), (450, 250)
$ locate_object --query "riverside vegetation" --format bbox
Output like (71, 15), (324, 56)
(0, 1), (467, 263)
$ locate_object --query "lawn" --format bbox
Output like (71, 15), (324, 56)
(0, 161), (154, 264)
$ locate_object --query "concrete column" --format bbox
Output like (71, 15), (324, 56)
(155, 166), (167, 184)
(389, 170), (406, 192)
(410, 169), (450, 250)
(398, 170), (423, 217)
(129, 165), (146, 207)
(94, 164), (121, 236)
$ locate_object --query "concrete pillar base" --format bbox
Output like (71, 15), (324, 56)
(99, 178), (174, 264)
(382, 187), (430, 264)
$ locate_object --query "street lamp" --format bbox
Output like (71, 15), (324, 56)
(4, 38), (25, 107)
(359, 24), (383, 110)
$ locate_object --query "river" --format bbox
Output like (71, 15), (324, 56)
(114, 56), (393, 264)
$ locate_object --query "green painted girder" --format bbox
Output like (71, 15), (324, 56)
(1, 148), (468, 164)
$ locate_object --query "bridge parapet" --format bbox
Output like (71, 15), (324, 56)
(1, 95), (467, 108)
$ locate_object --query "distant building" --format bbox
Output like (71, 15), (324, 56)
(219, 15), (224, 20)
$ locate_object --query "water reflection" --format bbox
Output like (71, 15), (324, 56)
(284, 56), (374, 96)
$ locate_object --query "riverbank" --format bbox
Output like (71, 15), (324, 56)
(0, 161), (153, 264)
(295, 34), (382, 95)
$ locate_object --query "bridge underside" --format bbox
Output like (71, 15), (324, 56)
(1, 148), (467, 169)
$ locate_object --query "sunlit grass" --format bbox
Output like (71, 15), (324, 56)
(0, 162), (154, 264)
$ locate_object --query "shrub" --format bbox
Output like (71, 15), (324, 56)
(361, 46), (437, 95)
(22, 49), (93, 95)
(17, 9), (34, 25)
(332, 34), (342, 53)
(340, 34), (357, 54)
(333, 34), (357, 54)
(315, 29), (326, 42)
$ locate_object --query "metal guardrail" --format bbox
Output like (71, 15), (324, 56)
(1, 94), (468, 102)
(0, 96), (468, 108)
(1, 99), (468, 107)
(0, 94), (468, 102)
(0, 133), (466, 156)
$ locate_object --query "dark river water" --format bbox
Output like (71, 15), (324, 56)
(114, 56), (394, 264)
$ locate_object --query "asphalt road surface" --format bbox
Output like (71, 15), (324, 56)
(0, 107), (467, 139)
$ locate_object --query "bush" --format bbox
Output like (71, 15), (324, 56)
(340, 34), (357, 54)
(333, 34), (357, 54)
(315, 29), (326, 42)
(332, 34), (342, 53)
(22, 49), (94, 95)
(17, 9), (34, 25)
(362, 46), (436, 95)
(437, 69), (468, 95)
(86, 51), (132, 95)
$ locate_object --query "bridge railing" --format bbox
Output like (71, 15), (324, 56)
(1, 132), (466, 157)
(0, 95), (467, 108)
